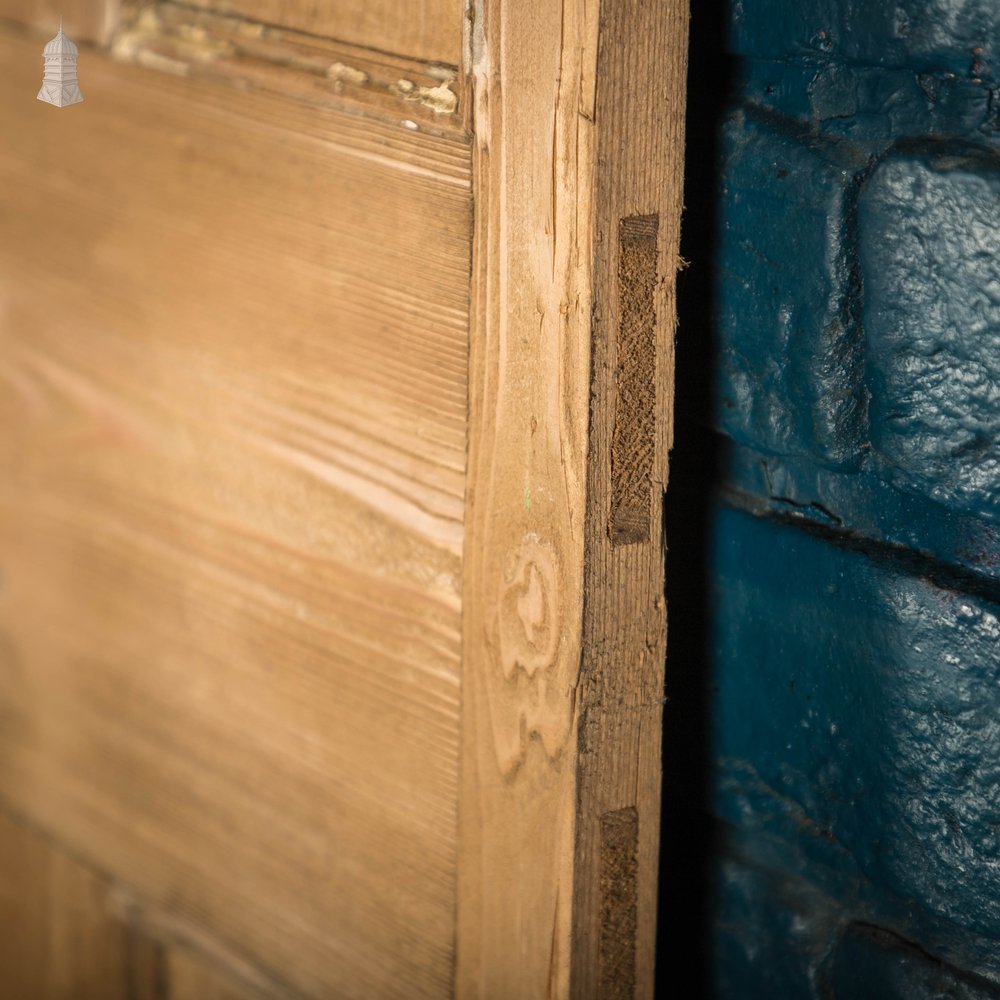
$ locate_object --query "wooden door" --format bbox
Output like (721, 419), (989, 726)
(0, 1), (688, 997)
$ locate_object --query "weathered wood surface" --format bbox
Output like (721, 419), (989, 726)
(572, 1), (689, 997)
(0, 807), (278, 1000)
(164, 950), (268, 1000)
(457, 0), (687, 997)
(181, 0), (463, 66)
(456, 0), (596, 995)
(111, 2), (466, 137)
(0, 0), (688, 994)
(0, 0), (462, 65)
(0, 808), (131, 1000)
(0, 25), (470, 1000)
(0, 0), (119, 45)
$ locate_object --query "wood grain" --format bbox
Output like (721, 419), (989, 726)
(0, 0), (120, 45)
(110, 2), (466, 138)
(572, 1), (689, 997)
(0, 806), (287, 1000)
(180, 0), (463, 66)
(457, 0), (598, 995)
(1, 0), (687, 992)
(0, 807), (130, 999)
(0, 26), (470, 1000)
(165, 950), (267, 1000)
(458, 0), (688, 997)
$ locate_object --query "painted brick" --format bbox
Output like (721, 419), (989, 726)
(716, 111), (867, 467)
(720, 438), (1000, 586)
(711, 505), (1000, 991)
(712, 849), (834, 1000)
(826, 923), (1000, 999)
(712, 850), (1000, 999)
(860, 150), (1000, 523)
(704, 1), (1000, 994)
(738, 59), (998, 147)
(729, 0), (1000, 76)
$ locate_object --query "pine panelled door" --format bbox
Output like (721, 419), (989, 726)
(0, 1), (689, 997)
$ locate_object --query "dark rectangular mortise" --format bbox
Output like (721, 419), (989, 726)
(599, 806), (639, 998)
(610, 214), (658, 546)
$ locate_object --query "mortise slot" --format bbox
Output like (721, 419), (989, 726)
(610, 214), (658, 546)
(599, 806), (639, 998)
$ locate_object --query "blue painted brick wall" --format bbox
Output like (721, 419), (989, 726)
(706, 0), (1000, 994)
(861, 151), (1000, 519)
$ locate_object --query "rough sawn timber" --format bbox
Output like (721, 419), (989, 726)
(0, 26), (470, 1000)
(457, 0), (689, 997)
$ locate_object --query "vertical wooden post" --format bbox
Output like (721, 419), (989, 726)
(573, 2), (689, 996)
(458, 0), (688, 995)
(458, 0), (598, 994)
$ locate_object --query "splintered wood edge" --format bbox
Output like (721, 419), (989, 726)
(575, 0), (688, 996)
(108, 1), (468, 139)
(458, 0), (689, 998)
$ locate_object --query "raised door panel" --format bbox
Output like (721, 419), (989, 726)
(0, 0), (117, 44)
(0, 23), (470, 1000)
(180, 0), (463, 65)
(0, 808), (281, 1000)
(0, 0), (689, 996)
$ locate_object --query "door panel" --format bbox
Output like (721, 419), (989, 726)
(0, 23), (469, 1000)
(180, 0), (463, 65)
(0, 0), (118, 44)
(0, 808), (131, 1000)
(0, 807), (274, 1000)
(0, 1), (688, 996)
